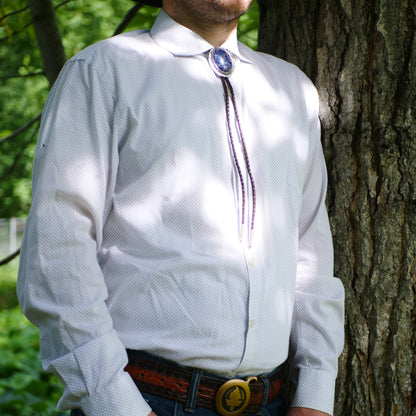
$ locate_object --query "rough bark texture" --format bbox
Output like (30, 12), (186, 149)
(29, 0), (66, 86)
(257, 0), (416, 415)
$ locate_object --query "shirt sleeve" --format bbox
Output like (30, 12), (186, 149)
(289, 83), (345, 415)
(16, 58), (151, 416)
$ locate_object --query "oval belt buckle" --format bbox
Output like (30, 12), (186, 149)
(215, 376), (257, 416)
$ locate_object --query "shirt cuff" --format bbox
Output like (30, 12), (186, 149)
(290, 367), (336, 416)
(78, 371), (152, 416)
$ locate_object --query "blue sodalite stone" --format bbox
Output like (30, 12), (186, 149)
(214, 49), (233, 72)
(210, 48), (234, 76)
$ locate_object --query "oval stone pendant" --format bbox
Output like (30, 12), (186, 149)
(209, 48), (235, 77)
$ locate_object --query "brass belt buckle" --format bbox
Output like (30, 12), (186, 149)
(215, 376), (257, 416)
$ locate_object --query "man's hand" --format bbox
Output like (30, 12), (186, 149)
(148, 412), (157, 416)
(287, 408), (330, 416)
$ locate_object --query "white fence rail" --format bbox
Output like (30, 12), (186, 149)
(0, 218), (26, 257)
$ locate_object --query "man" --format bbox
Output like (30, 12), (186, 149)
(17, 1), (344, 415)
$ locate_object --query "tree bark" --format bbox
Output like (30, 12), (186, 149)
(258, 0), (416, 415)
(28, 0), (66, 86)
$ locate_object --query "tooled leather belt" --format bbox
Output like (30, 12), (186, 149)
(125, 350), (282, 416)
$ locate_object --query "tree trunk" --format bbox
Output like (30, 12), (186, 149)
(29, 0), (66, 86)
(257, 0), (416, 415)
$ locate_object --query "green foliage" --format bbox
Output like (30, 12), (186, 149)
(0, 310), (59, 415)
(57, 0), (159, 57)
(0, 260), (65, 415)
(0, 0), (45, 217)
(0, 307), (66, 416)
(0, 259), (19, 309)
(238, 1), (259, 50)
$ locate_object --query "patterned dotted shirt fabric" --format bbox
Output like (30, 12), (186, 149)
(17, 9), (344, 416)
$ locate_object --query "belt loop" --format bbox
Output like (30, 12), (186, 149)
(185, 369), (203, 413)
(256, 375), (269, 415)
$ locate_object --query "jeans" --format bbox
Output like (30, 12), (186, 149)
(70, 390), (288, 416)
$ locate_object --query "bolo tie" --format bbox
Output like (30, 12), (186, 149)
(207, 47), (256, 248)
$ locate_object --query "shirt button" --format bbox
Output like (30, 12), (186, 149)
(248, 258), (255, 267)
(249, 320), (255, 328)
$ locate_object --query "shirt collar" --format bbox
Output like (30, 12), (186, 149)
(150, 9), (252, 64)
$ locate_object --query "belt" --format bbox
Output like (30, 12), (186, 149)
(125, 350), (282, 416)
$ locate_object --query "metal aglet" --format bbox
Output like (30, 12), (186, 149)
(248, 230), (253, 249)
(239, 224), (244, 243)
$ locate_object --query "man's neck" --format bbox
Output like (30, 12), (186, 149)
(190, 21), (238, 47)
(162, 6), (238, 47)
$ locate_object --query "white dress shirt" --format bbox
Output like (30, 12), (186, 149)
(17, 9), (344, 416)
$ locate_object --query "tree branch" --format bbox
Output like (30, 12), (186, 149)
(55, 0), (74, 10)
(113, 3), (143, 36)
(0, 118), (40, 181)
(0, 248), (21, 267)
(0, 5), (29, 24)
(0, 113), (41, 146)
(0, 19), (33, 43)
(0, 0), (73, 42)
(0, 71), (45, 80)
(29, 0), (66, 86)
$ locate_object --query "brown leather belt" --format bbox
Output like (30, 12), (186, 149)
(125, 350), (282, 416)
